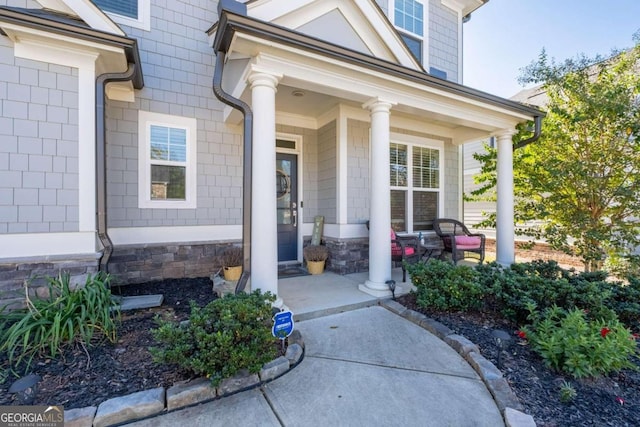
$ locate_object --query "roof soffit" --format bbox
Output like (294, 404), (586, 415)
(245, 0), (421, 70)
(441, 0), (487, 17)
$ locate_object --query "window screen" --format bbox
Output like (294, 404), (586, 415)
(92, 0), (138, 19)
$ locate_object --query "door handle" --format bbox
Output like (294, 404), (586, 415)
(291, 202), (297, 227)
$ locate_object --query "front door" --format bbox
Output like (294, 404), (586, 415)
(276, 153), (298, 262)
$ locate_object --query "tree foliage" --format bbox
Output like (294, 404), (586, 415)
(469, 36), (640, 271)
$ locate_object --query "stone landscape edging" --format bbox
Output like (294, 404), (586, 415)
(379, 299), (537, 427)
(64, 330), (305, 427)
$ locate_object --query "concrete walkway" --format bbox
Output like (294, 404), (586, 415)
(127, 305), (505, 427)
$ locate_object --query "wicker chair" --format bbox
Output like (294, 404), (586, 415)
(433, 218), (485, 265)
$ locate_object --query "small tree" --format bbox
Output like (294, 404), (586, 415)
(469, 36), (640, 271)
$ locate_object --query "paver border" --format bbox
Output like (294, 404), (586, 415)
(64, 330), (305, 427)
(380, 299), (537, 427)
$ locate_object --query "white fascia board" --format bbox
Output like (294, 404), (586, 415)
(336, 103), (456, 138)
(246, 47), (529, 129)
(2, 23), (123, 57)
(0, 233), (97, 258)
(108, 226), (243, 246)
(248, 0), (420, 70)
(36, 0), (75, 15)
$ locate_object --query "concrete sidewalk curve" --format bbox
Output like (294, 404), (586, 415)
(127, 305), (521, 427)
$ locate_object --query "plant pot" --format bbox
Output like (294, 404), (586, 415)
(223, 265), (242, 281)
(306, 260), (325, 275)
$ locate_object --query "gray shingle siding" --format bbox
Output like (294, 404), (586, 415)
(0, 36), (79, 234)
(347, 119), (370, 223)
(317, 121), (337, 224)
(428, 0), (459, 83)
(105, 1), (248, 227)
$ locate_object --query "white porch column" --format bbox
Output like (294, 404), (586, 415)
(496, 130), (516, 265)
(359, 98), (395, 297)
(248, 68), (283, 306)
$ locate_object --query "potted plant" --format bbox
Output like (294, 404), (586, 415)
(303, 245), (329, 275)
(221, 246), (243, 281)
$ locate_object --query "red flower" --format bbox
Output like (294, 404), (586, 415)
(632, 333), (639, 340)
(601, 327), (611, 338)
(616, 396), (625, 405)
(516, 330), (527, 339)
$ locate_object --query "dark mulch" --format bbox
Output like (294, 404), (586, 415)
(397, 293), (640, 427)
(0, 277), (221, 409)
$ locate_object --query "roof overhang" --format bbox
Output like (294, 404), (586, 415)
(0, 6), (143, 92)
(442, 0), (489, 18)
(211, 8), (542, 144)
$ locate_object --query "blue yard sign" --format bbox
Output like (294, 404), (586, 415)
(272, 310), (294, 340)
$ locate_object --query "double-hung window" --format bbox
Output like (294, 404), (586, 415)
(91, 0), (150, 31)
(138, 111), (197, 209)
(390, 137), (443, 232)
(394, 0), (425, 63)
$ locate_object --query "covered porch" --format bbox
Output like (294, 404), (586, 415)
(211, 3), (542, 308)
(279, 268), (412, 321)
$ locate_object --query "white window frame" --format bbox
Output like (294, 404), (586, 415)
(390, 0), (427, 65)
(390, 134), (444, 233)
(138, 111), (197, 209)
(96, 0), (151, 32)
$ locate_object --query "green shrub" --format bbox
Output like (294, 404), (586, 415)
(150, 290), (278, 386)
(609, 277), (640, 332)
(522, 305), (637, 378)
(407, 259), (483, 311)
(479, 261), (616, 324)
(0, 272), (119, 372)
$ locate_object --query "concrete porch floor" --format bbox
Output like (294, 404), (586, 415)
(278, 267), (415, 321)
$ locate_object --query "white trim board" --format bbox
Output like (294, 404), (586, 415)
(0, 232), (97, 259)
(108, 225), (243, 246)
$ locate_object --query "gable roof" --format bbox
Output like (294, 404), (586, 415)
(244, 0), (422, 71)
(36, 0), (124, 35)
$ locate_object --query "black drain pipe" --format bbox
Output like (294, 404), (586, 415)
(96, 64), (138, 273)
(513, 115), (543, 150)
(212, 50), (253, 293)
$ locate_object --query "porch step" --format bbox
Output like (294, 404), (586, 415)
(116, 295), (164, 311)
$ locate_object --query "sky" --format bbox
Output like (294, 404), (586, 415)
(462, 0), (640, 99)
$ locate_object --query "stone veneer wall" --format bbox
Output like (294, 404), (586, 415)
(321, 237), (370, 275)
(107, 242), (239, 285)
(0, 254), (99, 310)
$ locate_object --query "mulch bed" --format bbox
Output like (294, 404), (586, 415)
(1, 277), (638, 427)
(397, 293), (640, 427)
(0, 277), (220, 409)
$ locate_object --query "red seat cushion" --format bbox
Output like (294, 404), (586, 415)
(455, 235), (482, 249)
(391, 228), (415, 256)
